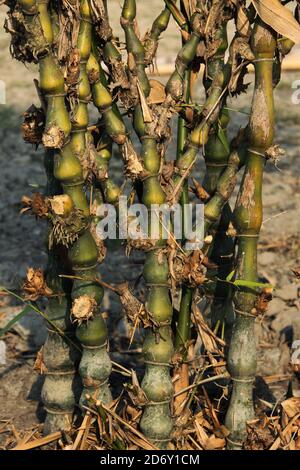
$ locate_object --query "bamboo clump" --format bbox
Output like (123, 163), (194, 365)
(2, 0), (300, 451)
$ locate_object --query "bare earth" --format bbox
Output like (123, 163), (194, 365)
(0, 2), (300, 440)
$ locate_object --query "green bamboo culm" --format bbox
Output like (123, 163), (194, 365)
(143, 6), (172, 66)
(121, 0), (174, 448)
(12, 0), (78, 434)
(172, 64), (232, 205)
(42, 152), (80, 435)
(14, 0), (71, 150)
(173, 70), (194, 416)
(87, 48), (126, 147)
(41, 241), (79, 434)
(88, 31), (146, 183)
(86, 49), (122, 204)
(174, 1), (193, 390)
(156, 2), (200, 136)
(225, 18), (276, 449)
(202, 22), (234, 336)
(174, 68), (193, 358)
(54, 0), (112, 410)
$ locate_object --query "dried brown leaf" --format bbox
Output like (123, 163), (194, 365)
(251, 0), (300, 44)
(148, 79), (166, 105)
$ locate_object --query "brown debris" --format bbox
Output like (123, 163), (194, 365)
(105, 53), (130, 98)
(160, 161), (174, 184)
(4, 3), (49, 63)
(21, 193), (50, 218)
(126, 237), (157, 254)
(71, 295), (97, 325)
(173, 250), (206, 288)
(244, 419), (275, 450)
(116, 283), (159, 340)
(236, 169), (255, 209)
(49, 208), (88, 248)
(89, 0), (112, 43)
(49, 194), (74, 217)
(33, 347), (48, 375)
(121, 138), (147, 181)
(125, 371), (148, 408)
(190, 177), (210, 202)
(79, 134), (102, 182)
(21, 105), (45, 145)
(256, 287), (273, 316)
(22, 268), (53, 302)
(148, 79), (166, 105)
(292, 267), (300, 279)
(143, 33), (158, 67)
(64, 47), (81, 97)
(55, 0), (80, 63)
(90, 222), (107, 263)
(265, 144), (285, 165)
(42, 125), (68, 149)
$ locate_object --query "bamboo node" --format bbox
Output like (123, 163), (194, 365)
(252, 58), (275, 63)
(147, 399), (171, 406)
(44, 407), (74, 416)
(231, 377), (254, 384)
(144, 360), (172, 368)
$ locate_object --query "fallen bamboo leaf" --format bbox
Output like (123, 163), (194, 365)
(72, 412), (91, 450)
(251, 0), (300, 44)
(281, 398), (300, 419)
(269, 413), (300, 450)
(194, 419), (224, 450)
(93, 402), (158, 450)
(11, 431), (62, 450)
(173, 363), (190, 414)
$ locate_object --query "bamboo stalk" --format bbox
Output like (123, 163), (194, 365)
(121, 0), (174, 449)
(60, 0), (112, 411)
(41, 154), (79, 435)
(173, 2), (193, 410)
(201, 16), (234, 338)
(10, 0), (80, 434)
(225, 17), (277, 449)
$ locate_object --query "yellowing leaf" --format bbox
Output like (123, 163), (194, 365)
(251, 0), (300, 44)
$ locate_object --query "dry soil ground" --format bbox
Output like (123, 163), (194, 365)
(0, 2), (300, 440)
